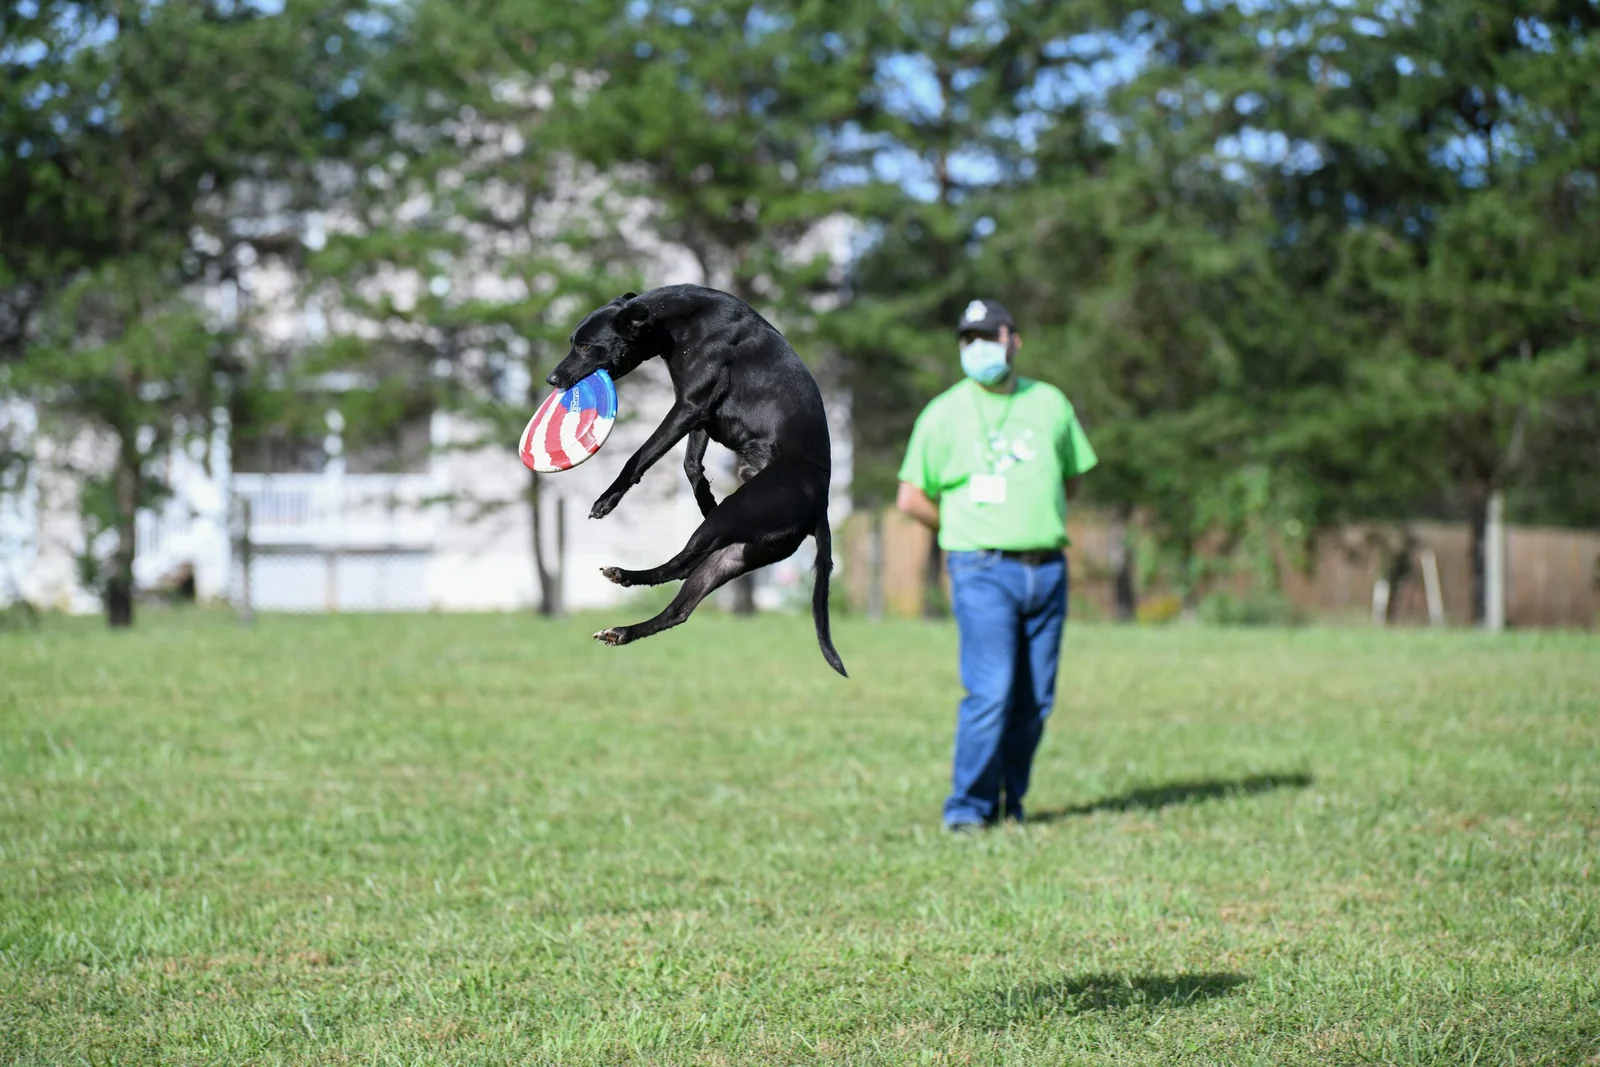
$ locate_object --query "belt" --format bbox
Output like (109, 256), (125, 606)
(990, 548), (1063, 566)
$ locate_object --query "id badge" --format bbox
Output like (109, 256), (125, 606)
(969, 473), (1007, 505)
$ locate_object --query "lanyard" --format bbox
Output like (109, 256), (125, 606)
(970, 381), (1017, 470)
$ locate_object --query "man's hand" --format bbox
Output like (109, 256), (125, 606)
(896, 481), (940, 531)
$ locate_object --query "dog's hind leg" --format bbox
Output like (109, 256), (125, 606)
(599, 513), (734, 588)
(599, 458), (812, 589)
(594, 541), (780, 646)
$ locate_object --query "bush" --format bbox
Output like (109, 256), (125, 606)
(1135, 594), (1184, 625)
(0, 599), (41, 631)
(1196, 591), (1305, 628)
(1069, 592), (1107, 622)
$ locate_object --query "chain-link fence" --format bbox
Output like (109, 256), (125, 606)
(230, 545), (431, 616)
(228, 479), (436, 619)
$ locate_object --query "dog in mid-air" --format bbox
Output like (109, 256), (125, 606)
(545, 284), (847, 677)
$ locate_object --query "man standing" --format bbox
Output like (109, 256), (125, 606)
(895, 298), (1098, 831)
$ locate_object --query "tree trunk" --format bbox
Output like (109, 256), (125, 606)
(732, 573), (756, 615)
(1466, 486), (1489, 626)
(106, 441), (139, 629)
(1109, 516), (1136, 622)
(725, 269), (758, 619)
(236, 495), (255, 627)
(554, 495), (566, 618)
(1381, 529), (1416, 625)
(105, 574), (134, 628)
(529, 469), (561, 617)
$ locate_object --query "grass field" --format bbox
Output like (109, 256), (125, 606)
(2, 608), (1598, 1065)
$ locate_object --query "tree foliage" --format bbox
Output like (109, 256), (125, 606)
(4, 0), (1597, 625)
(2, 0), (399, 625)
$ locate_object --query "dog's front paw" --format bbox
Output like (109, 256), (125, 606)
(600, 566), (629, 587)
(593, 627), (627, 646)
(590, 490), (624, 521)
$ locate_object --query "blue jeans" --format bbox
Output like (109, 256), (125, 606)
(943, 550), (1068, 827)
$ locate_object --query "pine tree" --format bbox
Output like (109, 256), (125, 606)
(302, 0), (647, 616)
(1, 0), (398, 626)
(541, 0), (876, 613)
(824, 0), (1124, 614)
(1217, 0), (1600, 620)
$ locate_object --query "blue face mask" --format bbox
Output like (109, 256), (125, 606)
(960, 337), (1010, 385)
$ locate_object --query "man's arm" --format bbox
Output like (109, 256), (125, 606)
(1066, 476), (1082, 502)
(896, 481), (940, 531)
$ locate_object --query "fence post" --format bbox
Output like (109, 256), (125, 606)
(325, 549), (339, 613)
(1485, 491), (1506, 631)
(1421, 547), (1445, 627)
(867, 508), (885, 621)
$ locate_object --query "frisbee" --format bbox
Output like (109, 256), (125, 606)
(518, 368), (618, 473)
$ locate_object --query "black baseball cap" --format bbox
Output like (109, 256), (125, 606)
(956, 298), (1015, 336)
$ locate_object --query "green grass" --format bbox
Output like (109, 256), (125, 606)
(2, 609), (1598, 1065)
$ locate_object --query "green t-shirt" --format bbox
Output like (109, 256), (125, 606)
(896, 377), (1098, 552)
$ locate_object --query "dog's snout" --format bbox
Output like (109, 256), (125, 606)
(546, 373), (560, 387)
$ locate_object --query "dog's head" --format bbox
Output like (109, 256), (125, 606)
(546, 292), (660, 390)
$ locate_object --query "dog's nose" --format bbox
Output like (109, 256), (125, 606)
(545, 373), (559, 387)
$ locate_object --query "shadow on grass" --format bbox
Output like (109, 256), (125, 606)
(976, 972), (1248, 1026)
(1031, 772), (1313, 823)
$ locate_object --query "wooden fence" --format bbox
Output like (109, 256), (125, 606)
(838, 509), (1600, 630)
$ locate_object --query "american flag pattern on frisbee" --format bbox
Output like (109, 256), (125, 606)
(518, 369), (618, 473)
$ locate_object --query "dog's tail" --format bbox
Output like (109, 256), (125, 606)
(812, 509), (848, 678)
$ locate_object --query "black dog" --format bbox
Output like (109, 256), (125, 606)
(545, 284), (847, 677)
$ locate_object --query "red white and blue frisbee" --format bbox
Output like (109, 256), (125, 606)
(518, 369), (618, 472)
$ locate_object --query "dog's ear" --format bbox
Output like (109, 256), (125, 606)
(614, 297), (650, 335)
(620, 291), (637, 301)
